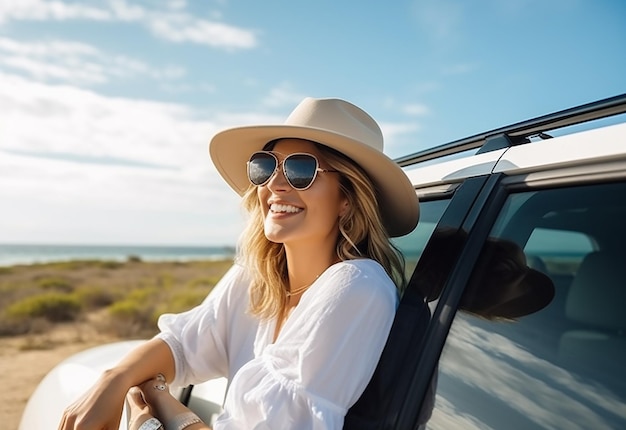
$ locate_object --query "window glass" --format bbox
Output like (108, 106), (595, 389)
(393, 199), (450, 277)
(426, 182), (626, 429)
(525, 228), (595, 275)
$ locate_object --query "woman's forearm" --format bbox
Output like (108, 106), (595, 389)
(58, 338), (177, 429)
(110, 338), (177, 388)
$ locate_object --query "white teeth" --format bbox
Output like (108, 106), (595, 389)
(270, 203), (302, 213)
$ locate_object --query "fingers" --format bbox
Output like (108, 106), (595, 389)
(58, 402), (79, 430)
(127, 386), (148, 408)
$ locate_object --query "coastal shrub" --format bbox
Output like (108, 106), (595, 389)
(37, 277), (74, 293)
(169, 290), (208, 313)
(0, 259), (234, 339)
(187, 277), (219, 289)
(156, 273), (174, 290)
(108, 289), (157, 323)
(5, 293), (81, 322)
(98, 261), (123, 269)
(74, 286), (118, 309)
(107, 298), (156, 337)
(108, 300), (147, 321)
(125, 287), (159, 302)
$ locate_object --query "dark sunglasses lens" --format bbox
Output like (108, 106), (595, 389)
(248, 153), (276, 185)
(284, 154), (317, 189)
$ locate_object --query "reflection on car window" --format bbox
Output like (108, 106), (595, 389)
(427, 181), (626, 429)
(393, 199), (450, 278)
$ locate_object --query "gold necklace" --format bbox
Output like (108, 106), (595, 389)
(285, 282), (313, 297)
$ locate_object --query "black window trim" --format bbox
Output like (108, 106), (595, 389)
(394, 173), (510, 429)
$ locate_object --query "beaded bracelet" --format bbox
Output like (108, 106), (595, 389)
(166, 412), (202, 430)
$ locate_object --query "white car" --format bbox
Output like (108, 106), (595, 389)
(21, 94), (626, 429)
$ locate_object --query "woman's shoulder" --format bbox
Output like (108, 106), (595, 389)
(322, 259), (397, 297)
(329, 258), (390, 278)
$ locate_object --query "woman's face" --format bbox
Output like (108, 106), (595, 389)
(256, 139), (349, 248)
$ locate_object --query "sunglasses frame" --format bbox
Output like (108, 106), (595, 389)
(247, 151), (338, 191)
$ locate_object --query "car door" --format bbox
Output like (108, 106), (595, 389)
(418, 173), (626, 430)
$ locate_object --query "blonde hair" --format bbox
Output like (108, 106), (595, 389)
(238, 141), (406, 320)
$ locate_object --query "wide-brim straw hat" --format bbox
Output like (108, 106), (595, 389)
(209, 97), (419, 237)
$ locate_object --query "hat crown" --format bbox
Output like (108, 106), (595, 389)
(284, 97), (384, 152)
(209, 97), (420, 236)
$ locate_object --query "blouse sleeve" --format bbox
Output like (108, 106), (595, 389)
(215, 259), (398, 429)
(155, 263), (254, 388)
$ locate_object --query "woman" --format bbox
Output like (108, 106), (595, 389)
(58, 97), (419, 429)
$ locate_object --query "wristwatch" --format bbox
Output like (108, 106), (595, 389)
(138, 417), (164, 430)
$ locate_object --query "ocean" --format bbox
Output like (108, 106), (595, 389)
(0, 244), (236, 267)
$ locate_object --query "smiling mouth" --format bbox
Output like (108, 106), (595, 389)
(270, 203), (303, 214)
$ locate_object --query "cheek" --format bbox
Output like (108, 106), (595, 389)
(308, 188), (346, 224)
(257, 187), (269, 214)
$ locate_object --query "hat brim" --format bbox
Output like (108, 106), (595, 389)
(461, 268), (556, 319)
(488, 269), (555, 319)
(209, 124), (419, 237)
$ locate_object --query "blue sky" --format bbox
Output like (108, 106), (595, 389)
(1, 0), (624, 246)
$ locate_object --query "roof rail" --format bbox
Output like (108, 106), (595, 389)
(395, 93), (626, 167)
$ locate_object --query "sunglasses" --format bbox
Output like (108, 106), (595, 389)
(247, 151), (338, 190)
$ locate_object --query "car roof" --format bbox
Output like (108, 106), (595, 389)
(404, 120), (626, 189)
(400, 93), (626, 193)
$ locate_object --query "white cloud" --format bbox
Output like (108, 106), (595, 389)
(402, 103), (430, 117)
(0, 0), (111, 23)
(262, 83), (307, 108)
(0, 37), (186, 86)
(377, 121), (422, 159)
(148, 12), (257, 49)
(0, 72), (249, 244)
(0, 0), (257, 50)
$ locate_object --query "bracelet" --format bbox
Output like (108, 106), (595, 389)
(166, 412), (202, 430)
(138, 417), (164, 430)
(153, 373), (168, 391)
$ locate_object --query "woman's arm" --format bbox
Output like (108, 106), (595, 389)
(131, 375), (211, 430)
(58, 338), (176, 430)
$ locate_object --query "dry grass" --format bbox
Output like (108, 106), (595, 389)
(0, 258), (233, 339)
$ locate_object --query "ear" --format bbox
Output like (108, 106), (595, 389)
(338, 197), (350, 218)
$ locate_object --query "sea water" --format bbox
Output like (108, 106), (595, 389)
(0, 243), (235, 267)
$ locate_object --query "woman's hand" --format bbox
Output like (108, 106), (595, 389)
(126, 386), (160, 430)
(136, 374), (211, 430)
(57, 369), (130, 430)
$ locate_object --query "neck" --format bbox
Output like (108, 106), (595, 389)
(284, 242), (338, 295)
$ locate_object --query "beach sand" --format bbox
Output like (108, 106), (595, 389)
(1, 321), (121, 430)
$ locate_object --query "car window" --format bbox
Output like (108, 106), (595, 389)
(393, 198), (451, 278)
(426, 181), (626, 429)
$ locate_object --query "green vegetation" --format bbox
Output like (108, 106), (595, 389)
(6, 293), (81, 322)
(0, 258), (233, 338)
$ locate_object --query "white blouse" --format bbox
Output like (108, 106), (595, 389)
(156, 259), (398, 429)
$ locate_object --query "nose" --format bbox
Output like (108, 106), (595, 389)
(266, 163), (291, 192)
